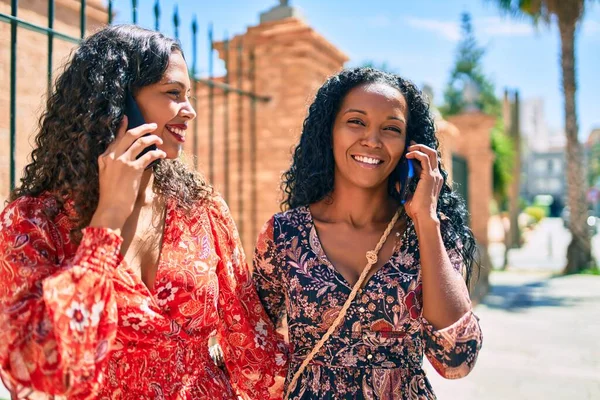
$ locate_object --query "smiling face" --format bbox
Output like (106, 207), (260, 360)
(134, 51), (196, 159)
(332, 82), (409, 193)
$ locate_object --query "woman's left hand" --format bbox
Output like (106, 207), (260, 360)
(404, 141), (444, 223)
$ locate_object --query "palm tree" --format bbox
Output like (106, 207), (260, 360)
(489, 0), (594, 273)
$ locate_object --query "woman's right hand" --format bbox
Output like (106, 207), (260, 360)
(89, 116), (166, 233)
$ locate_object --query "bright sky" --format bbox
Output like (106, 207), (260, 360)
(110, 0), (600, 141)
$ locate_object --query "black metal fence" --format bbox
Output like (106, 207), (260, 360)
(1, 0), (268, 243)
(452, 154), (469, 212)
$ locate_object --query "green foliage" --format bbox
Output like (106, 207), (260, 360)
(440, 12), (501, 117)
(488, 0), (589, 25)
(361, 60), (398, 74)
(578, 266), (600, 276)
(588, 141), (600, 187)
(491, 119), (514, 209)
(440, 12), (514, 210)
(524, 206), (547, 223)
(519, 197), (529, 210)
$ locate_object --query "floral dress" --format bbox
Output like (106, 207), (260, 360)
(253, 206), (482, 399)
(0, 193), (287, 399)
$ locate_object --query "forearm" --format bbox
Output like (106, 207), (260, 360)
(415, 216), (471, 329)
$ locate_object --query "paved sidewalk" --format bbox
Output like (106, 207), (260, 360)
(489, 217), (600, 272)
(425, 271), (600, 400)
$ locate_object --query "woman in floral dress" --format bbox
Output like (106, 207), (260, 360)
(253, 68), (482, 399)
(0, 25), (286, 399)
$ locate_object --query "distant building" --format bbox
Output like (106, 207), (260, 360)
(519, 98), (567, 215)
(519, 97), (566, 153)
(520, 98), (547, 152)
(521, 148), (566, 214)
(586, 128), (600, 214)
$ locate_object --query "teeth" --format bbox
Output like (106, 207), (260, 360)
(167, 126), (185, 136)
(354, 155), (381, 165)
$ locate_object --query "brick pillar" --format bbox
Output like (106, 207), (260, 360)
(446, 112), (496, 247)
(211, 17), (348, 253)
(443, 112), (495, 302)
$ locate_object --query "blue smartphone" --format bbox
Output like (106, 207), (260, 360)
(125, 92), (159, 170)
(396, 157), (415, 204)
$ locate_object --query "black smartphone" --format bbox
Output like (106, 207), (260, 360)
(125, 92), (159, 170)
(396, 156), (415, 204)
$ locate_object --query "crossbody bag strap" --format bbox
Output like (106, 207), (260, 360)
(285, 208), (402, 399)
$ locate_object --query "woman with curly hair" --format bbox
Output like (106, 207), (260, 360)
(253, 68), (482, 399)
(0, 25), (286, 399)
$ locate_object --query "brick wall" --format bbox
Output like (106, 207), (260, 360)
(208, 17), (348, 253)
(445, 112), (496, 247)
(0, 0), (107, 205)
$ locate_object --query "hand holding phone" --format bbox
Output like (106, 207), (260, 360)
(92, 117), (165, 232)
(396, 157), (415, 204)
(125, 92), (160, 170)
(402, 142), (445, 221)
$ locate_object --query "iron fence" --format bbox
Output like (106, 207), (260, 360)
(1, 0), (268, 242)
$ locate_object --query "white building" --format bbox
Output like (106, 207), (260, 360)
(519, 98), (566, 152)
(519, 98), (567, 215)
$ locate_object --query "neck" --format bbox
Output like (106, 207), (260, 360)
(315, 178), (399, 228)
(135, 169), (156, 207)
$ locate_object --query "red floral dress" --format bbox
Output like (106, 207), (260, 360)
(0, 193), (287, 399)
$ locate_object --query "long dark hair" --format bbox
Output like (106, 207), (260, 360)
(281, 67), (478, 285)
(11, 25), (212, 239)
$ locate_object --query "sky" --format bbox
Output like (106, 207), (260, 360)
(110, 0), (600, 141)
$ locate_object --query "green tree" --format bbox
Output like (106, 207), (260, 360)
(361, 60), (398, 74)
(440, 12), (514, 208)
(440, 12), (501, 117)
(491, 121), (515, 209)
(489, 0), (594, 273)
(589, 141), (600, 188)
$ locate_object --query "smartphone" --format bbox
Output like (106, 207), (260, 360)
(125, 92), (159, 170)
(396, 156), (415, 204)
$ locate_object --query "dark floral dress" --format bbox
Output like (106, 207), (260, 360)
(253, 206), (482, 399)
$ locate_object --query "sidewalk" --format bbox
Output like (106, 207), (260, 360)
(488, 217), (600, 272)
(425, 271), (600, 399)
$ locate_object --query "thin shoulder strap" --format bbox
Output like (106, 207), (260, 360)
(285, 208), (402, 398)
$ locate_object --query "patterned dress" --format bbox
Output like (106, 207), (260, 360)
(253, 206), (482, 399)
(0, 193), (287, 399)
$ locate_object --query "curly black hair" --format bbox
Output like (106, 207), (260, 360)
(281, 67), (478, 285)
(11, 25), (212, 240)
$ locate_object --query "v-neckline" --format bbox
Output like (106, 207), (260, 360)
(122, 197), (171, 296)
(304, 206), (407, 290)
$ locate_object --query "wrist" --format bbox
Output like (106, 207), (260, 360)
(89, 209), (127, 233)
(412, 211), (440, 227)
(413, 214), (441, 237)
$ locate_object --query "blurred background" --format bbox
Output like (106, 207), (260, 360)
(1, 1), (599, 398)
